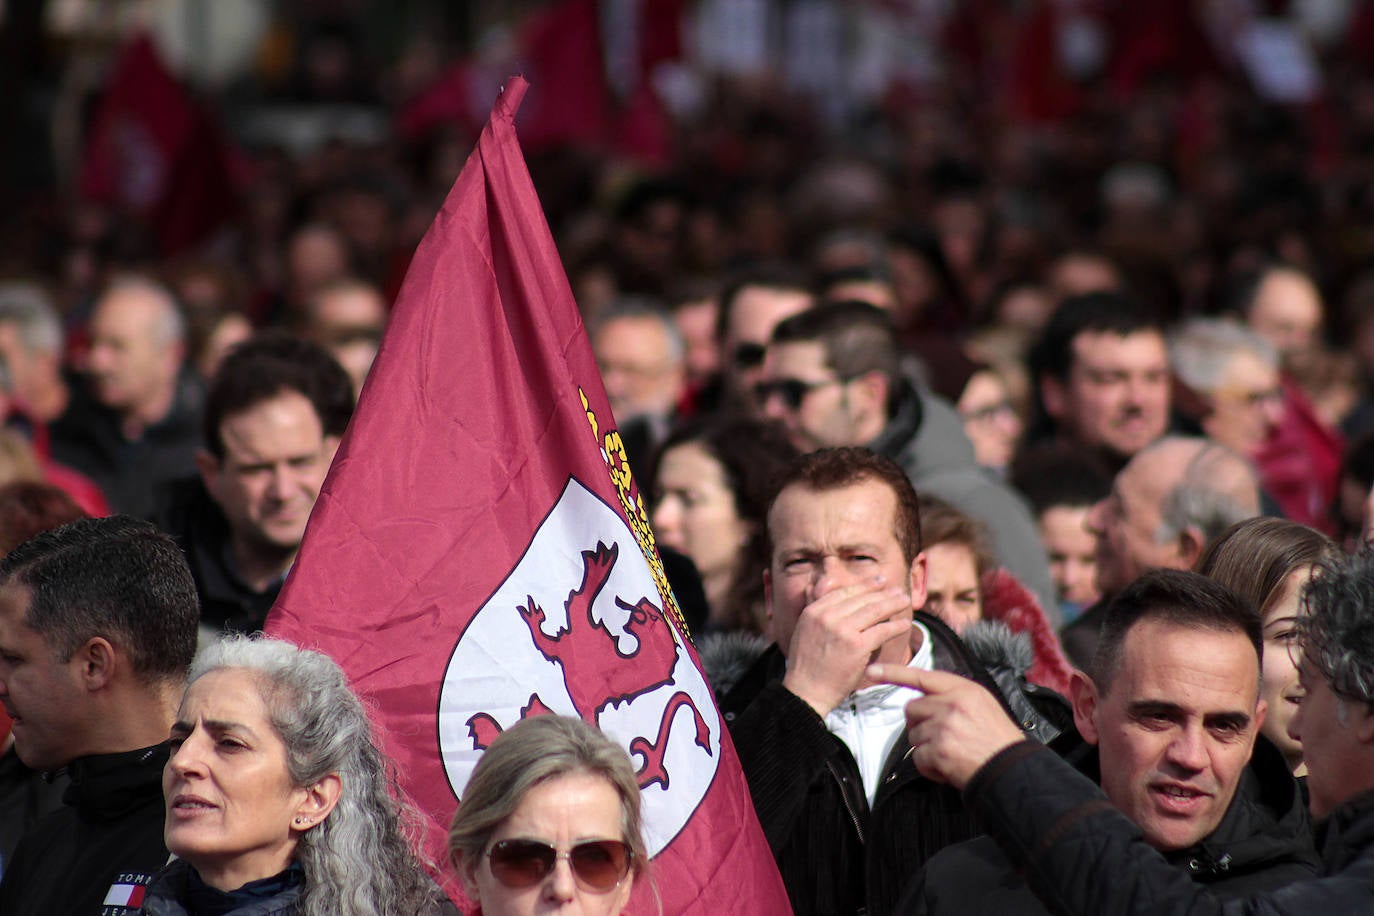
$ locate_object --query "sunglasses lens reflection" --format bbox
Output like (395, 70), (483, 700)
(488, 839), (631, 892)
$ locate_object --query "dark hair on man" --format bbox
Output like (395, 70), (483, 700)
(1090, 568), (1261, 694)
(1298, 550), (1374, 706)
(0, 481), (88, 555)
(203, 331), (355, 459)
(1010, 442), (1112, 514)
(0, 516), (198, 683)
(714, 262), (813, 344)
(770, 301), (900, 384)
(1027, 290), (1165, 384)
(766, 447), (922, 565)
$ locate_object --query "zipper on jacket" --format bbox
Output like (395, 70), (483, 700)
(825, 757), (866, 844)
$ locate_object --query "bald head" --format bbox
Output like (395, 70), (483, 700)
(86, 278), (186, 426)
(1245, 267), (1322, 361)
(1089, 436), (1259, 597)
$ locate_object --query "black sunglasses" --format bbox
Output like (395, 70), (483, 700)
(486, 838), (633, 892)
(753, 377), (843, 410)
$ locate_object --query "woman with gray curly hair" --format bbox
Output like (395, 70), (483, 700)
(142, 635), (454, 915)
(448, 715), (649, 915)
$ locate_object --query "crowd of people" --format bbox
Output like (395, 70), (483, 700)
(3, 2), (1374, 914)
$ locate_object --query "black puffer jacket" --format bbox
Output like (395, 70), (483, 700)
(963, 741), (1374, 915)
(718, 612), (1070, 916)
(902, 735), (1319, 914)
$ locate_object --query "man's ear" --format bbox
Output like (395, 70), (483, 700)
(1175, 524), (1205, 571)
(852, 370), (890, 417)
(907, 551), (928, 611)
(1070, 670), (1101, 745)
(195, 449), (221, 498)
(73, 636), (117, 692)
(1040, 374), (1066, 422)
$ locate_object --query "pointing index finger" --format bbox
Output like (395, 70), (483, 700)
(865, 664), (967, 693)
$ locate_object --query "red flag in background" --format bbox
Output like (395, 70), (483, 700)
(266, 77), (791, 914)
(78, 34), (244, 254)
(395, 0), (680, 163)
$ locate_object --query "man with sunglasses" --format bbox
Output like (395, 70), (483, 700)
(757, 301), (1056, 617)
(872, 550), (1374, 916)
(713, 265), (814, 413)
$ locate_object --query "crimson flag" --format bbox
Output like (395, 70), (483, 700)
(266, 76), (791, 914)
(78, 34), (243, 254)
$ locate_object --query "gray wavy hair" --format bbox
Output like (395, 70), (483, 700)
(1300, 550), (1374, 712)
(187, 636), (442, 916)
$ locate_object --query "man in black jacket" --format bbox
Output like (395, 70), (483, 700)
(874, 552), (1374, 915)
(154, 333), (353, 635)
(903, 570), (1318, 913)
(49, 276), (204, 518)
(0, 517), (199, 914)
(720, 447), (1062, 916)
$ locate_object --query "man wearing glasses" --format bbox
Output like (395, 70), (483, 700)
(714, 265), (814, 413)
(756, 301), (1056, 616)
(873, 550), (1374, 915)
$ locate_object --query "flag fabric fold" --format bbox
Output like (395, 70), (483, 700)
(266, 75), (790, 914)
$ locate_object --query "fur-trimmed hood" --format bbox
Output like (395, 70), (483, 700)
(980, 568), (1075, 695)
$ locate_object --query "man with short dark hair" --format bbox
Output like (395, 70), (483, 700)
(874, 550), (1374, 915)
(714, 264), (814, 411)
(904, 569), (1317, 913)
(0, 516), (199, 914)
(722, 448), (1064, 916)
(758, 301), (1056, 614)
(1028, 291), (1171, 473)
(155, 332), (353, 635)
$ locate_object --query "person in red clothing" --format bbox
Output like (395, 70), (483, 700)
(1231, 264), (1343, 533)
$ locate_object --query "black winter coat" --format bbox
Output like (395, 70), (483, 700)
(151, 476), (281, 634)
(963, 741), (1374, 915)
(902, 735), (1319, 914)
(0, 744), (171, 915)
(719, 612), (1070, 916)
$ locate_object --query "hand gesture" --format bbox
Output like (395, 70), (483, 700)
(780, 583), (914, 717)
(866, 664), (1024, 789)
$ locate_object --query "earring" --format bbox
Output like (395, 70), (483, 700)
(294, 817), (307, 826)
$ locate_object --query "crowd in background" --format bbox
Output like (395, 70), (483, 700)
(5, 3), (1374, 914)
